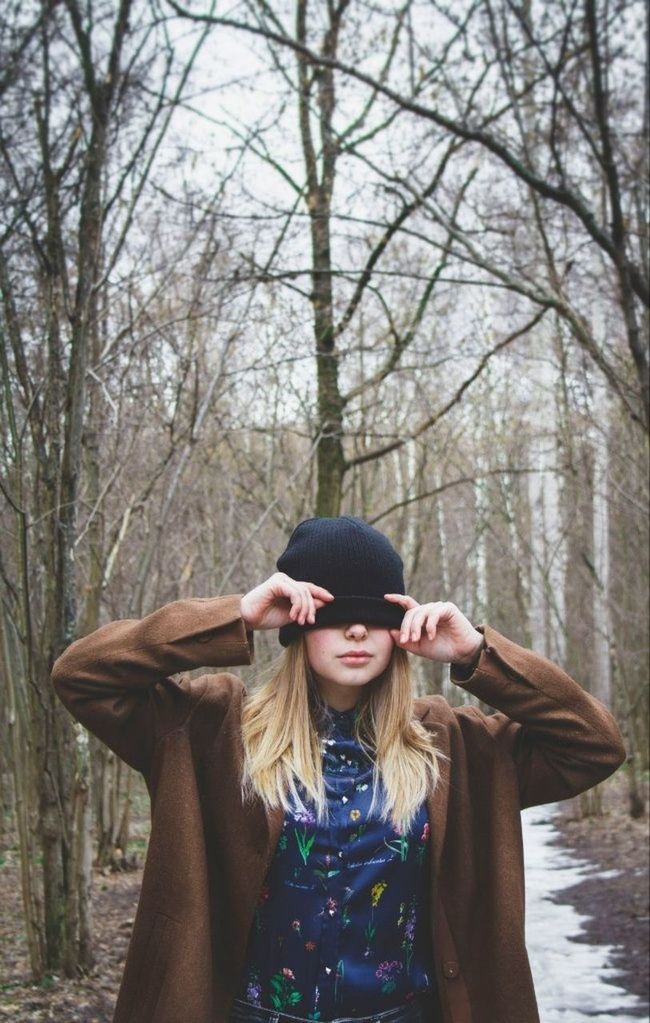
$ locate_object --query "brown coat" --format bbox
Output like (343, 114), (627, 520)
(51, 594), (626, 1023)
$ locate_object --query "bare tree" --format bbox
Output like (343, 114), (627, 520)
(171, 0), (648, 432)
(0, 0), (213, 976)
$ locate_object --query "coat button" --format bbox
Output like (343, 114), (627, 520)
(443, 960), (459, 979)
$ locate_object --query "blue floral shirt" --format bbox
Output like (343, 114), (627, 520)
(235, 704), (435, 1019)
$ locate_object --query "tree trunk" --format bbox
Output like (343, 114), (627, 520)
(0, 606), (46, 975)
(527, 326), (567, 663)
(433, 465), (453, 704)
(296, 0), (345, 517)
(39, 14), (118, 975)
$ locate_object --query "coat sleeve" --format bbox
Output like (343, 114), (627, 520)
(450, 624), (626, 808)
(50, 594), (254, 775)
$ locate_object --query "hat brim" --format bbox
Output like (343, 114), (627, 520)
(278, 596), (405, 647)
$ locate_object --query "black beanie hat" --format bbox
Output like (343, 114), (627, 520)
(276, 516), (406, 647)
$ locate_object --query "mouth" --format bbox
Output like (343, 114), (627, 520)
(338, 651), (372, 665)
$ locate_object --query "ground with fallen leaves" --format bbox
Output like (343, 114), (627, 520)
(1, 773), (647, 1022)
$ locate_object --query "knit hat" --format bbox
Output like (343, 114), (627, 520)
(277, 516), (406, 647)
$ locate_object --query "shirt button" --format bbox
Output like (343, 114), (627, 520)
(443, 960), (459, 979)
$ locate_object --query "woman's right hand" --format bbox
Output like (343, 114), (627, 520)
(240, 573), (334, 631)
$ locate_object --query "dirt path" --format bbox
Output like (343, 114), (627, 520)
(0, 857), (139, 1022)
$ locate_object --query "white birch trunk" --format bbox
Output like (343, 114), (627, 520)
(433, 464), (453, 703)
(474, 450), (489, 625)
(394, 441), (429, 696)
(591, 391), (612, 707)
(527, 329), (567, 663)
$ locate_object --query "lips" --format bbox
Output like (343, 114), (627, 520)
(338, 651), (372, 663)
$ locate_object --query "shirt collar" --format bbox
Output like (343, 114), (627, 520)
(324, 703), (359, 735)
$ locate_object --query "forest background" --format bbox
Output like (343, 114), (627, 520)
(0, 0), (648, 1003)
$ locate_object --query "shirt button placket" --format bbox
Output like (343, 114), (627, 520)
(319, 785), (341, 1015)
(319, 793), (337, 1010)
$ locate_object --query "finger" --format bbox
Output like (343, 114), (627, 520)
(391, 628), (416, 651)
(409, 607), (431, 643)
(384, 593), (419, 610)
(288, 586), (304, 622)
(390, 629), (409, 648)
(297, 585), (311, 626)
(306, 583), (335, 601)
(409, 606), (433, 642)
(305, 583), (331, 624)
(423, 607), (439, 641)
(289, 582), (324, 625)
(276, 574), (298, 603)
(403, 608), (417, 642)
(400, 608), (417, 643)
(303, 586), (317, 625)
(305, 585), (325, 621)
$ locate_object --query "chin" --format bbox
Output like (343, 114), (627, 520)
(334, 671), (376, 687)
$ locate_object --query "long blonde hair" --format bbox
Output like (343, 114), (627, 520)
(240, 637), (446, 835)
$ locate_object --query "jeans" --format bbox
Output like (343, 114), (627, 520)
(228, 991), (438, 1023)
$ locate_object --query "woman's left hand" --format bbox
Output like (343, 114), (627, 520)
(384, 594), (484, 669)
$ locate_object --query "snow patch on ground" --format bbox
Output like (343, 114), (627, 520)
(522, 803), (648, 1023)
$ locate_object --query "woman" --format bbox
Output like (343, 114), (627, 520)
(51, 516), (626, 1023)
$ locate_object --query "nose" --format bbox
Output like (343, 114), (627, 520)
(344, 622), (368, 640)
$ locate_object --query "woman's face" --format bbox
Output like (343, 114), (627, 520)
(304, 623), (395, 711)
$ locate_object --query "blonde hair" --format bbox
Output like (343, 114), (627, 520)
(240, 637), (446, 835)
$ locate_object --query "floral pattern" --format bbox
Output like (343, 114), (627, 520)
(235, 704), (434, 1018)
(375, 959), (403, 994)
(398, 896), (418, 974)
(270, 967), (303, 1011)
(364, 880), (388, 957)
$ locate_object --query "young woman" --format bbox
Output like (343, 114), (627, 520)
(51, 516), (625, 1023)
